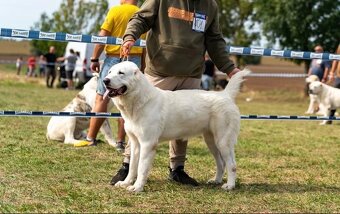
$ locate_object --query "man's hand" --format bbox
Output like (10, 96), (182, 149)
(90, 62), (100, 73)
(228, 67), (241, 78)
(121, 40), (136, 57)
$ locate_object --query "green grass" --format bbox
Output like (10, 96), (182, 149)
(0, 65), (339, 213)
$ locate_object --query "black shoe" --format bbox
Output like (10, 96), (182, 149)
(110, 162), (129, 185)
(325, 120), (332, 125)
(169, 166), (199, 186)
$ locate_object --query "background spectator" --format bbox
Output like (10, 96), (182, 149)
(38, 55), (46, 78)
(26, 55), (36, 78)
(59, 49), (78, 90)
(307, 45), (331, 83)
(16, 57), (23, 75)
(44, 46), (58, 88)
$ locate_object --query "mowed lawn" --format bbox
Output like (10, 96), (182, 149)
(0, 65), (339, 213)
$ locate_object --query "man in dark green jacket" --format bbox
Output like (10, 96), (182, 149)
(111, 0), (240, 186)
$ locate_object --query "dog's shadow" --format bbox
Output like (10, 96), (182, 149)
(145, 179), (339, 194)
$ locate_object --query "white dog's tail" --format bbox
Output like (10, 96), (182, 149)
(224, 69), (251, 100)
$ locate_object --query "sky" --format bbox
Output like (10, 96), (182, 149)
(0, 0), (120, 30)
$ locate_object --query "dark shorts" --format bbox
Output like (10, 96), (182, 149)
(66, 69), (74, 80)
(335, 77), (340, 89)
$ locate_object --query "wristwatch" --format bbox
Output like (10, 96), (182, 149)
(90, 58), (99, 63)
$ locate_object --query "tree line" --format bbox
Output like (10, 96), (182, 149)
(31, 0), (340, 71)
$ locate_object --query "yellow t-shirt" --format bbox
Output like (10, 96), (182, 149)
(101, 4), (145, 55)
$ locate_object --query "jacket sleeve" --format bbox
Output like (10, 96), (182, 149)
(205, 4), (235, 74)
(123, 0), (160, 41)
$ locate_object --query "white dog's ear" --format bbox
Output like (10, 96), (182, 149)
(134, 68), (140, 75)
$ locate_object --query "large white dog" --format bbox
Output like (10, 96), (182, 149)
(103, 61), (249, 192)
(46, 74), (116, 146)
(309, 81), (340, 124)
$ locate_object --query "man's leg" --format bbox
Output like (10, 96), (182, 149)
(86, 94), (109, 145)
(46, 68), (51, 87)
(168, 139), (198, 186)
(116, 118), (127, 150)
(50, 68), (56, 88)
(110, 140), (131, 185)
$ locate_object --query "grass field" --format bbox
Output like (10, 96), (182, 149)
(0, 65), (339, 213)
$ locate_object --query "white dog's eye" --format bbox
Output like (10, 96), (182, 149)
(108, 70), (111, 74)
(118, 71), (124, 75)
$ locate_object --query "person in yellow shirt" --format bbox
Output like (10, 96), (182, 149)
(81, 0), (145, 148)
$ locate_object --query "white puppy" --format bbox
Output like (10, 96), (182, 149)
(309, 81), (340, 124)
(305, 75), (321, 114)
(103, 61), (249, 192)
(46, 74), (116, 146)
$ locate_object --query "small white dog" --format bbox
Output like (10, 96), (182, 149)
(46, 74), (117, 146)
(103, 61), (249, 192)
(309, 81), (340, 124)
(305, 75), (321, 114)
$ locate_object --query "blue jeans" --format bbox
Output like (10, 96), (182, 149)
(97, 56), (141, 95)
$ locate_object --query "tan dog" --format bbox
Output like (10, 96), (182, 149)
(46, 74), (117, 147)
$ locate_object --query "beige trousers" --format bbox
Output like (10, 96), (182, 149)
(124, 73), (202, 169)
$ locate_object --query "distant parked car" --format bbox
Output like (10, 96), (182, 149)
(64, 42), (105, 88)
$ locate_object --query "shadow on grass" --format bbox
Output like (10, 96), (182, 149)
(234, 182), (340, 193)
(143, 178), (340, 194)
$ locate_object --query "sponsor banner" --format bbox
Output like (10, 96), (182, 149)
(39, 31), (56, 40)
(65, 34), (82, 42)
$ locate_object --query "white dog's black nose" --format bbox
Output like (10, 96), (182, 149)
(103, 78), (110, 86)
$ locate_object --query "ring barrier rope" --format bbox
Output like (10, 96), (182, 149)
(1, 27), (340, 61)
(0, 111), (339, 121)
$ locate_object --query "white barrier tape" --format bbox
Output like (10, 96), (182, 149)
(247, 73), (308, 78)
(0, 60), (102, 67)
(0, 111), (339, 121)
(1, 27), (339, 61)
(0, 28), (146, 47)
(227, 46), (340, 61)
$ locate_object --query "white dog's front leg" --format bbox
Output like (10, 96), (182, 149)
(115, 138), (139, 189)
(306, 94), (317, 114)
(128, 142), (157, 193)
(63, 118), (77, 144)
(320, 104), (332, 125)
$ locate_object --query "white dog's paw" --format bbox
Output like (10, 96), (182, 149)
(221, 183), (236, 191)
(207, 178), (222, 185)
(320, 121), (332, 125)
(114, 181), (130, 188)
(127, 185), (143, 193)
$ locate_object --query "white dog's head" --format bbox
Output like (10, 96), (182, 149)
(103, 61), (140, 99)
(309, 81), (323, 95)
(306, 75), (320, 83)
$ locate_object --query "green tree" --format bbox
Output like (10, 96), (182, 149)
(30, 0), (109, 56)
(217, 0), (261, 67)
(255, 0), (340, 72)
